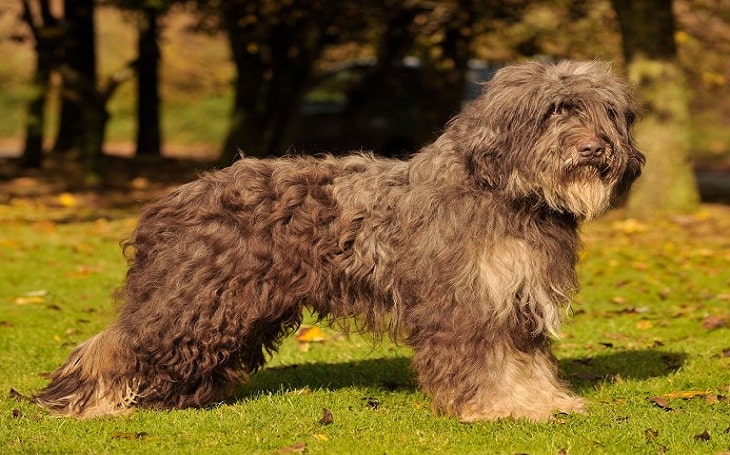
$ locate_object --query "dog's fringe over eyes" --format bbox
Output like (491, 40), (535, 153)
(34, 60), (644, 422)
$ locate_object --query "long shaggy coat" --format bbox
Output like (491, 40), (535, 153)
(35, 60), (644, 422)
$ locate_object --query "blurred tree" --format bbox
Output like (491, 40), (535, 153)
(19, 0), (61, 168)
(395, 0), (529, 147)
(612, 0), (700, 215)
(52, 0), (96, 156)
(338, 0), (497, 155)
(211, 0), (529, 160)
(134, 3), (162, 157)
(349, 0), (483, 153)
(215, 0), (348, 163)
(111, 0), (183, 158)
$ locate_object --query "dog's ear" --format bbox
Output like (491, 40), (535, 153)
(466, 141), (506, 189)
(446, 108), (507, 190)
(610, 146), (646, 206)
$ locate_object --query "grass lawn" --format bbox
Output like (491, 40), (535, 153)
(1, 189), (730, 454)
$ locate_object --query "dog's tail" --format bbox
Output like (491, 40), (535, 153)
(34, 329), (141, 418)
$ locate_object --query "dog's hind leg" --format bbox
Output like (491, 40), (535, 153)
(33, 328), (142, 418)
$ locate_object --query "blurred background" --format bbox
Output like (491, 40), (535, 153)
(1, 0), (728, 214)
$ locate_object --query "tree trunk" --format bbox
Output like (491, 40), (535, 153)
(422, 1), (476, 139)
(20, 0), (59, 168)
(21, 44), (52, 168)
(52, 0), (96, 155)
(612, 0), (700, 216)
(135, 7), (162, 157)
(219, 0), (332, 164)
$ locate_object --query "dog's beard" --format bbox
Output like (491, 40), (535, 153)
(543, 131), (624, 219)
(554, 169), (614, 220)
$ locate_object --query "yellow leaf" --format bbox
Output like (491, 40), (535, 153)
(313, 434), (329, 441)
(296, 326), (326, 342)
(57, 192), (78, 208)
(15, 296), (45, 305)
(660, 390), (709, 400)
(26, 289), (49, 297)
(675, 30), (690, 44)
(611, 218), (647, 234)
(636, 320), (653, 330)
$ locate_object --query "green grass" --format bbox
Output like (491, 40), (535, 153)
(2, 197), (730, 454)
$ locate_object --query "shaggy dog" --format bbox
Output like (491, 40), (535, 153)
(35, 60), (644, 422)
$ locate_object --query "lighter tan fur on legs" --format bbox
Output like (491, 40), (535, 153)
(34, 331), (140, 418)
(457, 348), (585, 422)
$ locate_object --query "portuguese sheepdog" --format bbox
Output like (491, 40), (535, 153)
(35, 60), (644, 422)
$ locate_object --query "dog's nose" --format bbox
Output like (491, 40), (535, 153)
(579, 138), (605, 158)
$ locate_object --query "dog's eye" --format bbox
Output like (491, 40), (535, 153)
(550, 103), (566, 117)
(625, 111), (636, 126)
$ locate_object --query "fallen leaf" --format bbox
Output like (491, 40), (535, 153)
(312, 434), (328, 441)
(275, 441), (307, 454)
(319, 407), (333, 425)
(612, 218), (647, 234)
(693, 429), (710, 442)
(15, 296), (45, 305)
(363, 397), (380, 410)
(617, 306), (650, 314)
(25, 289), (49, 297)
(648, 396), (672, 411)
(296, 326), (326, 343)
(636, 320), (654, 330)
(644, 428), (659, 441)
(661, 390), (711, 400)
(130, 177), (151, 190)
(702, 315), (727, 330)
(57, 193), (79, 208)
(111, 432), (148, 440)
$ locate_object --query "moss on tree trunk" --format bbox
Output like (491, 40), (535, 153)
(627, 59), (700, 216)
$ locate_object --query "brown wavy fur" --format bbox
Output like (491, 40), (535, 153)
(34, 61), (644, 421)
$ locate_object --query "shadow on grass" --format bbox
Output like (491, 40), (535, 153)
(564, 349), (687, 392)
(233, 357), (416, 402)
(233, 349), (686, 402)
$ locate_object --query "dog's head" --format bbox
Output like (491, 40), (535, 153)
(447, 60), (645, 220)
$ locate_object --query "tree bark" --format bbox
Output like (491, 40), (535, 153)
(612, 0), (700, 216)
(52, 0), (97, 155)
(135, 6), (162, 157)
(219, 0), (334, 164)
(20, 0), (59, 168)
